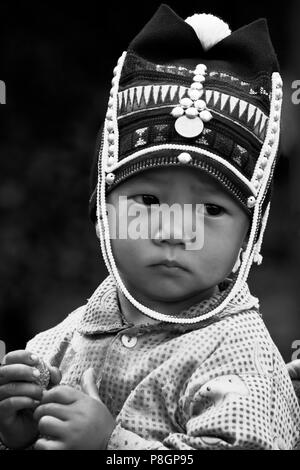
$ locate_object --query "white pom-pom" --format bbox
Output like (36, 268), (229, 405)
(185, 13), (231, 51)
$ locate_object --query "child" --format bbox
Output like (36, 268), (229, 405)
(1, 4), (300, 450)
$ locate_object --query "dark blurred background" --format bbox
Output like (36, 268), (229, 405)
(0, 1), (299, 361)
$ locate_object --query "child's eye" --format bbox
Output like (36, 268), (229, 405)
(134, 195), (160, 206)
(204, 204), (224, 216)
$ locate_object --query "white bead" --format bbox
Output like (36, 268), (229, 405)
(108, 97), (114, 108)
(107, 157), (115, 167)
(253, 252), (263, 265)
(195, 64), (207, 74)
(185, 107), (198, 119)
(108, 144), (115, 155)
(271, 124), (278, 134)
(256, 168), (264, 179)
(276, 80), (282, 88)
(110, 87), (115, 97)
(247, 196), (256, 208)
(253, 180), (260, 189)
(274, 103), (280, 111)
(269, 137), (275, 146)
(107, 122), (114, 132)
(265, 146), (272, 157)
(111, 76), (117, 87)
(274, 114), (279, 122)
(106, 110), (113, 120)
(188, 89), (203, 101)
(108, 133), (115, 144)
(113, 66), (118, 75)
(260, 157), (268, 168)
(171, 106), (184, 118)
(200, 110), (213, 122)
(191, 82), (203, 90)
(275, 90), (282, 100)
(194, 100), (206, 111)
(177, 152), (192, 164)
(193, 74), (206, 83)
(105, 173), (115, 185)
(180, 97), (193, 108)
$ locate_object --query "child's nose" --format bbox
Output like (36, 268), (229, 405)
(152, 224), (192, 247)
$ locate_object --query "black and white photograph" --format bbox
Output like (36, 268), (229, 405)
(0, 0), (300, 453)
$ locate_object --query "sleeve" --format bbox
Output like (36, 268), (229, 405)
(107, 320), (300, 450)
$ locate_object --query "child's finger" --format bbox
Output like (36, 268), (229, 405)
(34, 437), (66, 451)
(0, 396), (40, 417)
(33, 403), (70, 422)
(2, 350), (39, 367)
(48, 366), (62, 386)
(38, 415), (66, 439)
(41, 385), (79, 405)
(0, 382), (42, 402)
(0, 364), (42, 385)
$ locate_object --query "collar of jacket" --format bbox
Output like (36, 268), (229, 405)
(77, 275), (259, 336)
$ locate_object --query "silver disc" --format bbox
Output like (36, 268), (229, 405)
(175, 115), (204, 138)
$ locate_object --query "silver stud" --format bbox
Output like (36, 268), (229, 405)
(188, 89), (203, 101)
(185, 107), (198, 119)
(195, 64), (207, 74)
(247, 196), (256, 208)
(200, 110), (213, 122)
(171, 106), (185, 118)
(177, 152), (192, 164)
(180, 97), (193, 108)
(193, 74), (206, 83)
(194, 99), (206, 111)
(191, 82), (203, 91)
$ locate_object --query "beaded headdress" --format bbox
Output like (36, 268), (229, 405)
(89, 4), (282, 324)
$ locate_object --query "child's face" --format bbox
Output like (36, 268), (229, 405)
(104, 166), (250, 304)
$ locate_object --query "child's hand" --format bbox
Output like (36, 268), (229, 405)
(0, 350), (61, 449)
(33, 368), (116, 450)
(287, 360), (300, 380)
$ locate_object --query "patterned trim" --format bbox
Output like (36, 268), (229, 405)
(117, 86), (268, 142)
